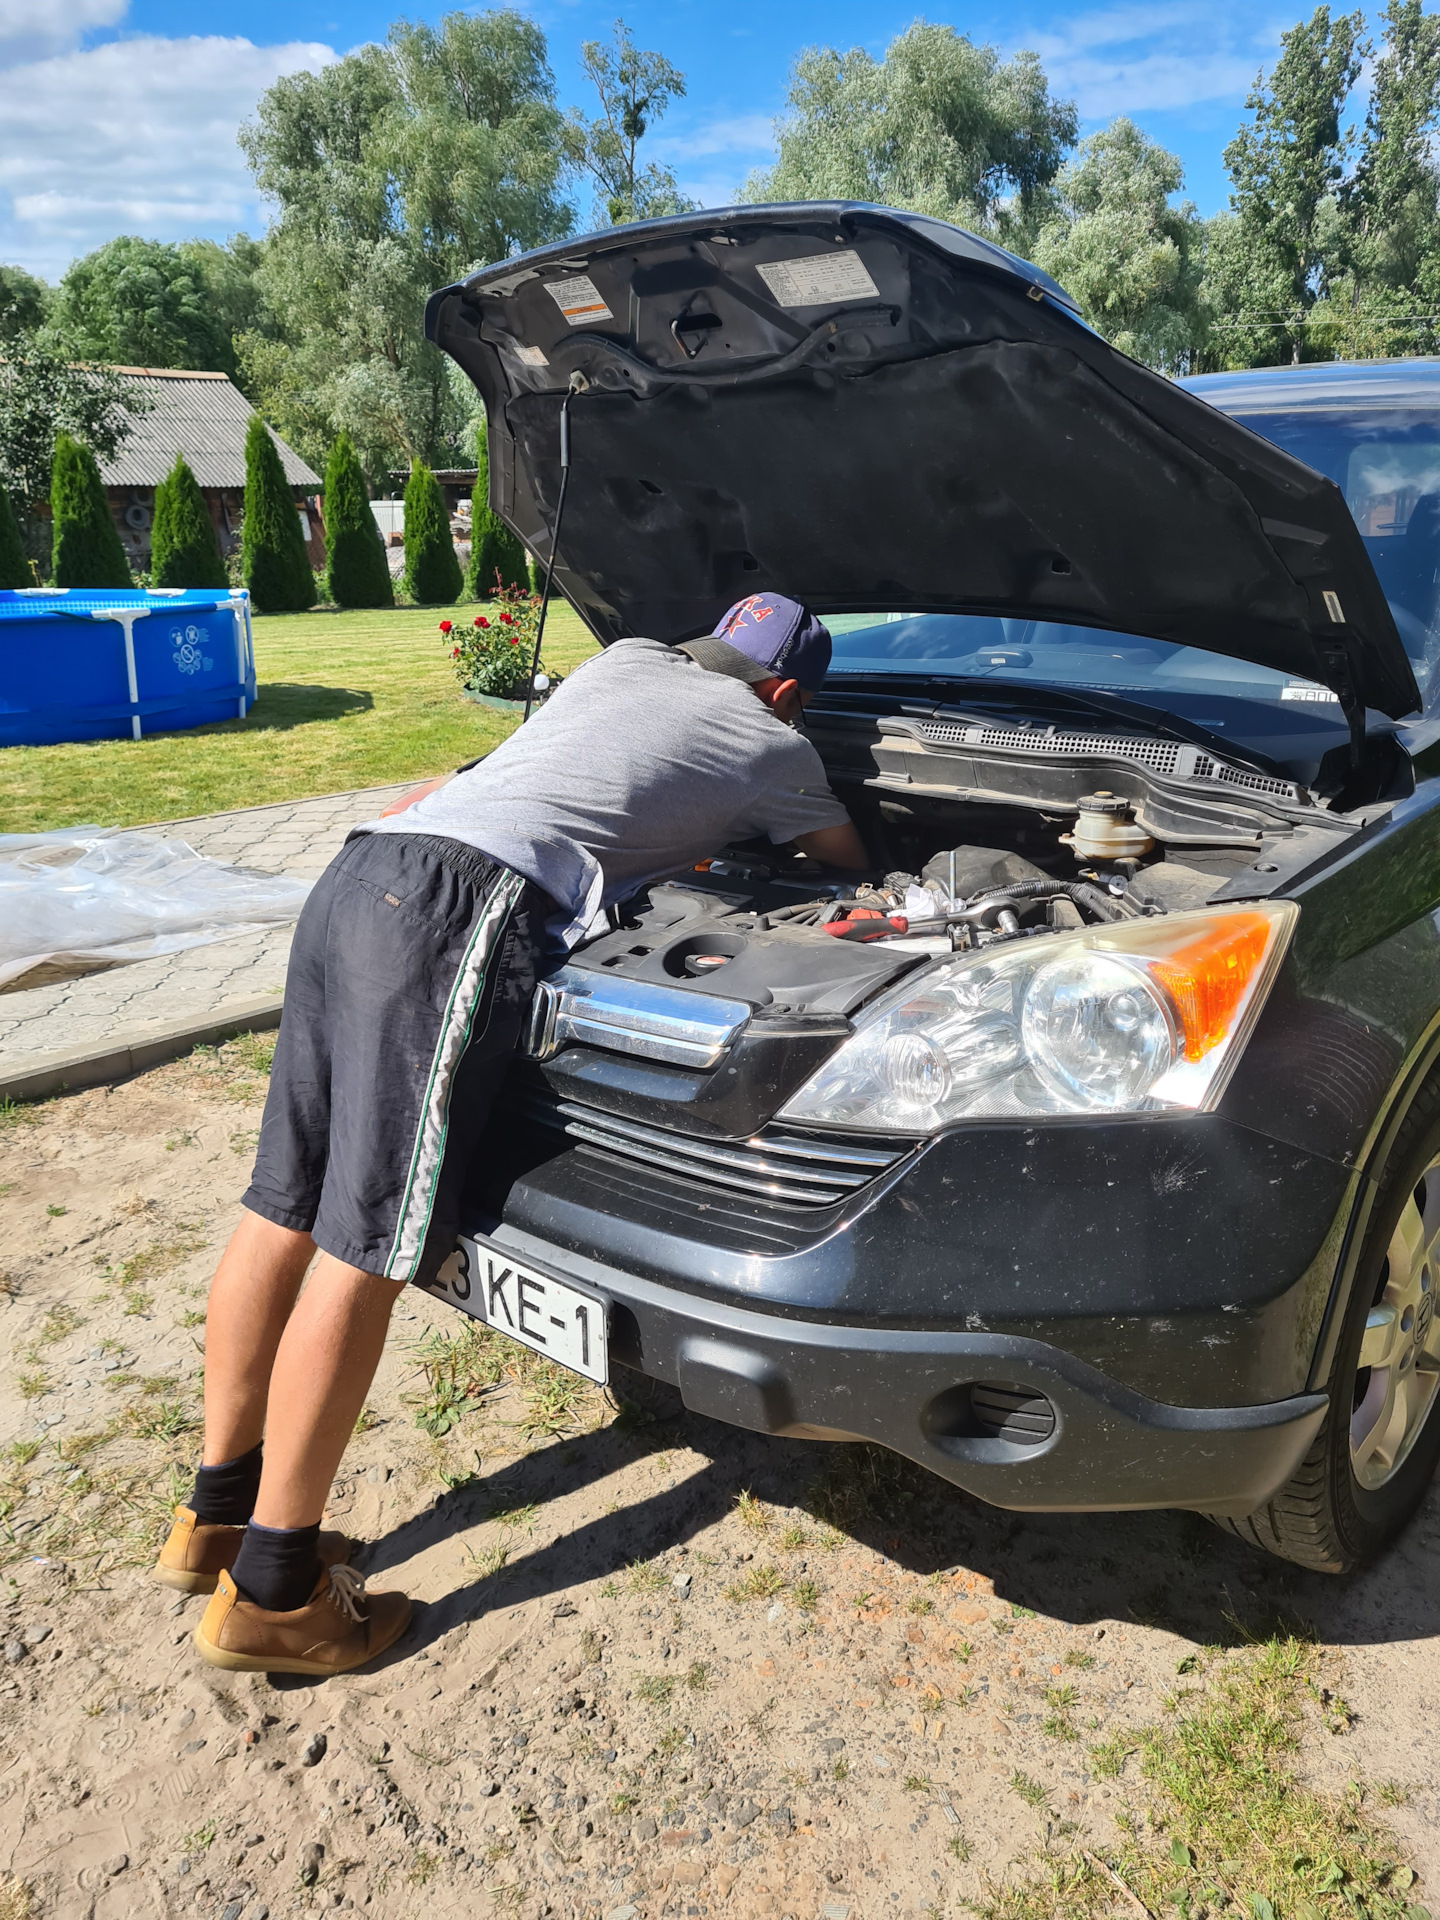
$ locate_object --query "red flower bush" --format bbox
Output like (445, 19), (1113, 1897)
(445, 581), (558, 699)
(438, 619), (453, 634)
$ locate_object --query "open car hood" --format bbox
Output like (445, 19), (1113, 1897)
(428, 203), (1420, 723)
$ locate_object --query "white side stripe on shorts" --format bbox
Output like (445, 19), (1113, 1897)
(384, 869), (526, 1281)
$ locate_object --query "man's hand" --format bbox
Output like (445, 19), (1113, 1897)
(794, 820), (870, 869)
(378, 774), (453, 819)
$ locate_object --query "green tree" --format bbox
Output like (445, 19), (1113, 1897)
(466, 425), (528, 599)
(46, 236), (229, 372)
(1207, 6), (1366, 366)
(0, 487), (32, 588)
(241, 413), (314, 613)
(237, 10), (572, 477)
(1034, 119), (1206, 371)
(403, 459), (462, 604)
(150, 454), (228, 589)
(1351, 0), (1440, 284)
(181, 238), (273, 386)
(0, 264), (50, 341)
(323, 431), (394, 608)
(561, 20), (693, 227)
(1301, 0), (1440, 358)
(0, 333), (142, 513)
(149, 466), (174, 581)
(742, 22), (1076, 251)
(51, 433), (132, 589)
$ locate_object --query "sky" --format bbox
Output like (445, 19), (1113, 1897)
(0, 0), (1389, 283)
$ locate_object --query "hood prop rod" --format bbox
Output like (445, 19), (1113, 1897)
(1316, 640), (1367, 770)
(522, 370), (587, 723)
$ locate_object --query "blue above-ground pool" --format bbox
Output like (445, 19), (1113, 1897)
(0, 588), (256, 748)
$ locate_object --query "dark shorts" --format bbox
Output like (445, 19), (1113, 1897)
(244, 831), (551, 1288)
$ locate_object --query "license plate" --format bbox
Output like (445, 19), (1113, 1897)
(425, 1235), (609, 1385)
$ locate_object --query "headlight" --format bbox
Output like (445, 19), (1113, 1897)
(777, 903), (1297, 1132)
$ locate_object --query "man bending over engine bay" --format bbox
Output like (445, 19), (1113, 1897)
(155, 594), (868, 1676)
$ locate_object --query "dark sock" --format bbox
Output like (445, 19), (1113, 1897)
(187, 1443), (263, 1527)
(230, 1520), (322, 1613)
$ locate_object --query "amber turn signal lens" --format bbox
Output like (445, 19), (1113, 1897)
(1144, 911), (1275, 1061)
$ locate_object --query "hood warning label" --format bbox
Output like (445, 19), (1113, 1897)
(757, 249), (880, 308)
(545, 274), (613, 325)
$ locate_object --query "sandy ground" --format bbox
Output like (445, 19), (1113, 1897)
(0, 1047), (1437, 1920)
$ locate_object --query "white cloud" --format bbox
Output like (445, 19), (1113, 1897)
(1024, 4), (1283, 119)
(652, 109), (779, 208)
(0, 0), (127, 67)
(652, 111), (777, 163)
(0, 27), (334, 280)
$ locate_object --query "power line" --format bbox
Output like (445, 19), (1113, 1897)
(1209, 314), (1440, 330)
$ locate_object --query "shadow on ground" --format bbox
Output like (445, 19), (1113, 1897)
(192, 683), (375, 735)
(353, 1393), (1440, 1664)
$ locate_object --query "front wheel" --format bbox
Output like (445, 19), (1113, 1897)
(1210, 1075), (1440, 1573)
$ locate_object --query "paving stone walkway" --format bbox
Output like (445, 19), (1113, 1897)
(1, 784), (413, 1087)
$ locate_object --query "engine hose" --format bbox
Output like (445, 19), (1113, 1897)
(959, 879), (1131, 924)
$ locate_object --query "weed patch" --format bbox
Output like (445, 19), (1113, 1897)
(725, 1564), (786, 1603)
(804, 1443), (912, 1535)
(405, 1324), (504, 1435)
(38, 1304), (82, 1345)
(973, 1636), (1421, 1920)
(735, 1489), (768, 1531)
(519, 1362), (585, 1439)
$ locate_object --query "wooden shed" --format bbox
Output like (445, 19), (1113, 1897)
(96, 368), (324, 572)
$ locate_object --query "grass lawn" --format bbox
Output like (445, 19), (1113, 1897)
(0, 601), (600, 833)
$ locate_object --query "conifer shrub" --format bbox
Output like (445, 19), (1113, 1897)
(51, 433), (132, 588)
(241, 414), (314, 613)
(0, 487), (31, 588)
(149, 468), (172, 579)
(150, 454), (227, 589)
(465, 427), (529, 600)
(404, 460), (462, 605)
(323, 433), (393, 608)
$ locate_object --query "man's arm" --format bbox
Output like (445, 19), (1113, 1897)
(794, 820), (870, 869)
(377, 773), (454, 819)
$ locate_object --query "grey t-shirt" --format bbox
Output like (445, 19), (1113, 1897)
(362, 638), (849, 943)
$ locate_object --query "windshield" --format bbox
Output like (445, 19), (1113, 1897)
(1219, 405), (1440, 708)
(820, 612), (1353, 776)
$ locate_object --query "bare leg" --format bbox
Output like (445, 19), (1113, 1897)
(201, 1209), (316, 1466)
(250, 1254), (406, 1531)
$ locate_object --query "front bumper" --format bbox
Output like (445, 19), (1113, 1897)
(443, 1222), (1327, 1517)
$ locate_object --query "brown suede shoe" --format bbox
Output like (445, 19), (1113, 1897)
(193, 1565), (411, 1676)
(153, 1507), (352, 1596)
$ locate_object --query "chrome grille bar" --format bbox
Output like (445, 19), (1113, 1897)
(525, 965), (750, 1069)
(524, 1092), (907, 1208)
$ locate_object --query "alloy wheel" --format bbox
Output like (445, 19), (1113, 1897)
(1351, 1156), (1440, 1489)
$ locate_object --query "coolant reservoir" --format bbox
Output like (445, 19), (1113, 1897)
(1060, 791), (1154, 863)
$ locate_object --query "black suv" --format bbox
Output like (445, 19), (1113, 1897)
(424, 204), (1440, 1574)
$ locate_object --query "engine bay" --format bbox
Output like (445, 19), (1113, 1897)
(569, 785), (1256, 1019)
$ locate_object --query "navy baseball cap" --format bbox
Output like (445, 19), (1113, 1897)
(678, 593), (832, 693)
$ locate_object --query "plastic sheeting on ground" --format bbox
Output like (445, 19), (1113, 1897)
(0, 827), (312, 993)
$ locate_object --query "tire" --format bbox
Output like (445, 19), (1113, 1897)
(1209, 1070), (1440, 1573)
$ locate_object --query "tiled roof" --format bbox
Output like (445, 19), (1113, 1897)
(96, 368), (321, 491)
